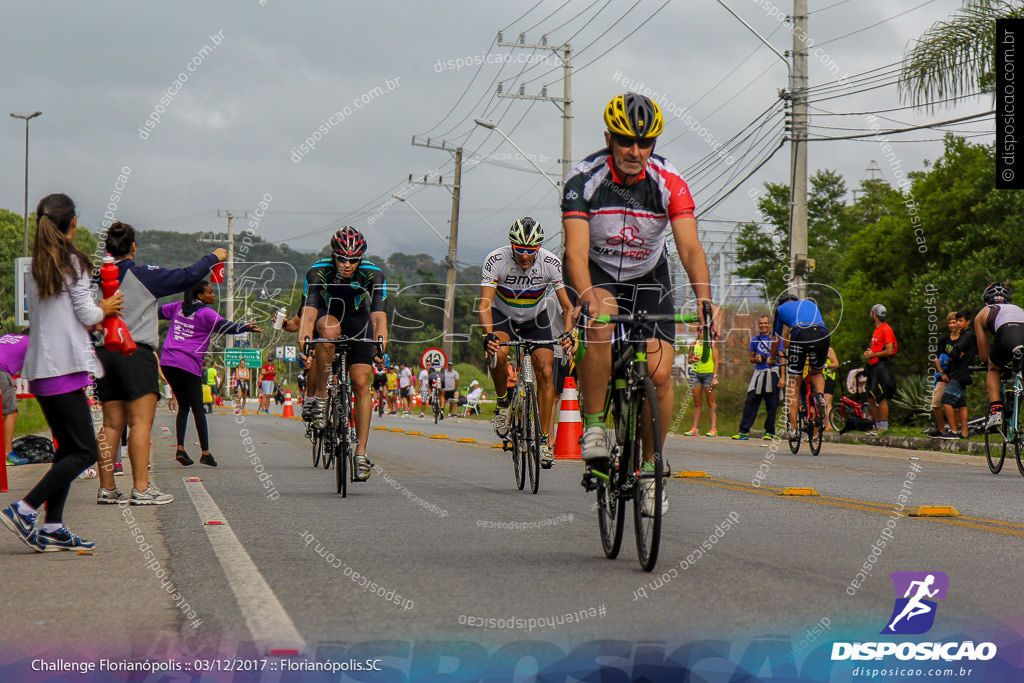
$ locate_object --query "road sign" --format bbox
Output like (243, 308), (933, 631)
(276, 346), (285, 359)
(420, 347), (447, 370)
(284, 346), (297, 361)
(224, 348), (262, 367)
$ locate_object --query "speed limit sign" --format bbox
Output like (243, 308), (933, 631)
(420, 347), (447, 370)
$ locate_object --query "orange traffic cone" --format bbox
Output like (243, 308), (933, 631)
(282, 390), (295, 418)
(553, 376), (582, 460)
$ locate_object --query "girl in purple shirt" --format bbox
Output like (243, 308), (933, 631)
(159, 280), (260, 467)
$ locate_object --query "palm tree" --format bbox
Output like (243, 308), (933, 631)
(899, 0), (1024, 108)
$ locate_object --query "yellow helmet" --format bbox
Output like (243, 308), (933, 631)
(604, 92), (664, 138)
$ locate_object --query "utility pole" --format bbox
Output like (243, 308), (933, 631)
(788, 0), (810, 297)
(202, 211), (246, 348)
(496, 33), (572, 190)
(410, 137), (462, 360)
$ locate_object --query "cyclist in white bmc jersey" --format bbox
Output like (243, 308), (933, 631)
(479, 217), (575, 468)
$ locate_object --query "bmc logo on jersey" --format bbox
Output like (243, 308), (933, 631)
(504, 274), (543, 286)
(606, 225), (645, 247)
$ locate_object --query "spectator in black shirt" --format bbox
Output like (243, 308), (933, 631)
(939, 309), (977, 439)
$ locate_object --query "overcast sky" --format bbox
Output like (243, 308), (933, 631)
(1, 0), (992, 268)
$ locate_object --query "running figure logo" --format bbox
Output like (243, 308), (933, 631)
(881, 571), (949, 635)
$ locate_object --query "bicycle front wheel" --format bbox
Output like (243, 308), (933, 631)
(632, 376), (663, 572)
(321, 397), (336, 470)
(829, 406), (845, 433)
(312, 429), (323, 468)
(510, 396), (526, 490)
(597, 388), (626, 559)
(336, 390), (351, 496)
(525, 385), (541, 494)
(985, 414), (1007, 474)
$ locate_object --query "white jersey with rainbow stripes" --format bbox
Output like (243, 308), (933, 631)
(480, 245), (564, 324)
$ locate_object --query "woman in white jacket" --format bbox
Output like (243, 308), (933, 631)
(0, 193), (122, 552)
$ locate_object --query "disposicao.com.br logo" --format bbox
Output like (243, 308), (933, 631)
(832, 570), (997, 663)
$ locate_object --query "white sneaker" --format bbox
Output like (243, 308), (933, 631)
(540, 443), (554, 469)
(580, 425), (608, 463)
(640, 480), (668, 517)
(988, 411), (1003, 429)
(491, 404), (510, 437)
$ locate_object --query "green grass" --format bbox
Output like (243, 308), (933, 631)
(11, 397), (49, 438)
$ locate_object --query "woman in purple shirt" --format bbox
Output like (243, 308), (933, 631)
(160, 280), (260, 467)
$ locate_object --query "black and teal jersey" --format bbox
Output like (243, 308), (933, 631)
(302, 258), (387, 329)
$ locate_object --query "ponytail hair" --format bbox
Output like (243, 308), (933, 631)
(105, 221), (136, 258)
(31, 193), (93, 298)
(182, 280), (210, 316)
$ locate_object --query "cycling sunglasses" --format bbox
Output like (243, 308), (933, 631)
(511, 245), (539, 255)
(334, 255), (362, 264)
(611, 133), (656, 150)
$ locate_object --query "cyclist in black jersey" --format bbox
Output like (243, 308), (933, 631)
(297, 226), (388, 481)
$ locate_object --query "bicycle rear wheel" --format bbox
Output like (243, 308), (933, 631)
(632, 376), (663, 572)
(829, 406), (845, 433)
(985, 413), (1007, 474)
(525, 384), (541, 494)
(809, 393), (825, 456)
(788, 408), (803, 454)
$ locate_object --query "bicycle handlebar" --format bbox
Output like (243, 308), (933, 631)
(580, 300), (714, 362)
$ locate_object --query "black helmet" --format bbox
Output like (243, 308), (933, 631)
(331, 226), (366, 260)
(776, 292), (798, 306)
(983, 282), (1011, 305)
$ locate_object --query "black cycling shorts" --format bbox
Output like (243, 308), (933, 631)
(587, 257), (675, 344)
(866, 359), (896, 402)
(95, 345), (160, 402)
(491, 307), (555, 350)
(992, 322), (1024, 370)
(786, 326), (830, 375)
(372, 374), (388, 389)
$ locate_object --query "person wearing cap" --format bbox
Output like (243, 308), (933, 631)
(450, 379), (484, 414)
(864, 303), (897, 432)
(442, 362), (460, 416)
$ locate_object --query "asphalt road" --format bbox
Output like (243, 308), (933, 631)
(2, 404), (1022, 680)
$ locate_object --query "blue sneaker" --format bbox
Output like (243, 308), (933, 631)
(1, 503), (39, 547)
(6, 451), (28, 466)
(30, 526), (96, 552)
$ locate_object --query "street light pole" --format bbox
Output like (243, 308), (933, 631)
(10, 111), (42, 257)
(474, 118), (562, 250)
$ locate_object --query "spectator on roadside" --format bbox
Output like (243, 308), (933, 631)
(864, 304), (897, 432)
(0, 330), (30, 465)
(685, 334), (720, 437)
(160, 280), (260, 467)
(94, 221), (226, 506)
(450, 380), (484, 414)
(443, 362), (460, 416)
(417, 364), (429, 417)
(939, 308), (977, 440)
(928, 312), (960, 437)
(234, 358), (251, 414)
(399, 362), (413, 414)
(386, 364), (399, 414)
(203, 363), (219, 414)
(258, 356), (276, 415)
(732, 316), (783, 440)
(296, 369), (306, 404)
(2, 193), (122, 551)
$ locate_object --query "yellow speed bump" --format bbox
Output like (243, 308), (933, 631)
(374, 426), (388, 430)
(431, 434), (449, 440)
(458, 438), (477, 443)
(389, 428), (405, 433)
(407, 431), (424, 436)
(779, 487), (820, 497)
(674, 471), (709, 479)
(491, 443), (504, 449)
(909, 505), (960, 518)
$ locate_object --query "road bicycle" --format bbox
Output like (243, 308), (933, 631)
(985, 348), (1024, 475)
(489, 338), (567, 494)
(303, 336), (382, 495)
(580, 302), (711, 572)
(429, 380), (443, 424)
(789, 373), (826, 456)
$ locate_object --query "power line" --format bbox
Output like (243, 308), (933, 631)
(815, 0), (940, 47)
(807, 110), (994, 141)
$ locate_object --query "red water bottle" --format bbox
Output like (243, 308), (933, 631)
(100, 255), (136, 356)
